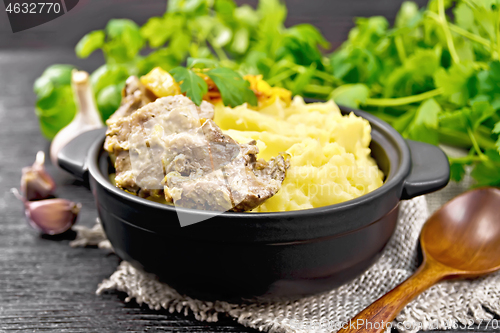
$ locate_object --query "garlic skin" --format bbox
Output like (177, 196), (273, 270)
(11, 188), (81, 235)
(27, 199), (81, 235)
(21, 151), (56, 201)
(50, 70), (104, 167)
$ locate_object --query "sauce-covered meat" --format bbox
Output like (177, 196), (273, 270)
(104, 81), (288, 211)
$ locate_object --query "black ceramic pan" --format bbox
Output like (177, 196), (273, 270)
(58, 105), (449, 301)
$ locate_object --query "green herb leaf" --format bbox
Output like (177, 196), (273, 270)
(493, 121), (500, 134)
(97, 84), (123, 121)
(231, 27), (250, 54)
(33, 76), (54, 101)
(234, 5), (259, 27)
(434, 63), (476, 106)
(90, 64), (129, 95)
(471, 158), (500, 187)
(453, 2), (474, 30)
(384, 49), (441, 98)
(170, 67), (208, 106)
(206, 67), (257, 107)
(141, 17), (172, 48)
(75, 30), (105, 58)
(290, 63), (317, 96)
(187, 57), (219, 69)
(168, 30), (191, 61)
(287, 24), (330, 49)
(212, 23), (233, 48)
(463, 101), (495, 130)
(395, 1), (420, 28)
(392, 107), (417, 133)
(494, 121), (500, 153)
(37, 64), (74, 87)
(439, 109), (467, 133)
(105, 19), (144, 62)
(140, 48), (180, 74)
(168, 0), (208, 15)
(214, 0), (236, 22)
(35, 85), (77, 139)
(450, 160), (466, 182)
(330, 84), (370, 108)
(33, 65), (77, 139)
(407, 98), (441, 145)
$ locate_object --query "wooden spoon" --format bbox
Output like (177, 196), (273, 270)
(338, 187), (500, 333)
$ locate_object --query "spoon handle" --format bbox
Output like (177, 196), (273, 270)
(337, 260), (448, 333)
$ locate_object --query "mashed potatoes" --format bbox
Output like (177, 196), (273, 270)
(214, 97), (384, 212)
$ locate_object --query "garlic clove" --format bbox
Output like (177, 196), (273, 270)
(50, 70), (104, 167)
(27, 199), (81, 235)
(21, 151), (56, 201)
(11, 188), (81, 235)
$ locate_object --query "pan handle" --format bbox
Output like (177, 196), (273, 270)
(57, 128), (106, 182)
(401, 140), (450, 199)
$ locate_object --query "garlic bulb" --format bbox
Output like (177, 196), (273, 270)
(12, 188), (81, 235)
(21, 151), (56, 201)
(50, 70), (104, 166)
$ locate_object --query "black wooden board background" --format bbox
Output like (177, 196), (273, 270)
(0, 0), (498, 332)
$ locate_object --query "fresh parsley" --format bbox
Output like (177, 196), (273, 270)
(169, 66), (257, 107)
(205, 68), (257, 107)
(169, 67), (208, 106)
(327, 0), (500, 187)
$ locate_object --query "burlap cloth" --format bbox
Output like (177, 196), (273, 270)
(71, 170), (500, 333)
